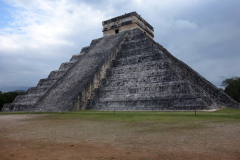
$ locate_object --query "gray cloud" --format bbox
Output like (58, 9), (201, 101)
(0, 0), (239, 92)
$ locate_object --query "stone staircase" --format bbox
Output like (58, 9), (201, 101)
(30, 30), (129, 112)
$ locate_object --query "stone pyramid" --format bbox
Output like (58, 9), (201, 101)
(2, 12), (239, 112)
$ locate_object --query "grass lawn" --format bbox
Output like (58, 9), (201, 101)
(0, 108), (239, 160)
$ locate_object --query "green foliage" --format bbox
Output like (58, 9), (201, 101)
(221, 77), (237, 87)
(0, 90), (26, 110)
(221, 77), (240, 102)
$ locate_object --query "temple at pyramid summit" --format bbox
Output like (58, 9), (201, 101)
(2, 12), (239, 112)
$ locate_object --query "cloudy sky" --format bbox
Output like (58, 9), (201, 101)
(0, 0), (239, 92)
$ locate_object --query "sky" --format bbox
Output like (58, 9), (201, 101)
(0, 0), (239, 92)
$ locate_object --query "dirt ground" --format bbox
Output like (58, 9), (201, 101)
(0, 114), (240, 160)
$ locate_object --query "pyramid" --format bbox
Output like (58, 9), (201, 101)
(2, 12), (239, 112)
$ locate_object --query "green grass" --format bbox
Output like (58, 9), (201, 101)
(43, 108), (240, 124)
(1, 108), (239, 124)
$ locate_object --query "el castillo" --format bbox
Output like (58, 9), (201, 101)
(1, 11), (240, 160)
(2, 12), (239, 112)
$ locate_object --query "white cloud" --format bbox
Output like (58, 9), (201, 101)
(0, 0), (239, 91)
(0, 0), (105, 53)
(0, 0), (107, 88)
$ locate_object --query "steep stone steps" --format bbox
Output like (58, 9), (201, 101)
(30, 31), (129, 112)
(59, 61), (77, 71)
(26, 87), (48, 95)
(70, 54), (82, 61)
(107, 67), (175, 80)
(109, 61), (168, 74)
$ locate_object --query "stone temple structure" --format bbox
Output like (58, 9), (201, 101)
(2, 12), (239, 112)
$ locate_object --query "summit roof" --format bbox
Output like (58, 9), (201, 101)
(102, 12), (154, 31)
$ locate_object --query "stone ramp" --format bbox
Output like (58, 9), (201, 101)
(86, 28), (239, 110)
(1, 38), (103, 112)
(31, 31), (129, 112)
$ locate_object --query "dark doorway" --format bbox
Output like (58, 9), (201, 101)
(115, 29), (119, 34)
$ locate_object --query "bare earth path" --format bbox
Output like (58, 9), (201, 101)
(0, 113), (240, 160)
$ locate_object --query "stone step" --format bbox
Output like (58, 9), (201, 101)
(13, 95), (41, 103)
(92, 106), (206, 111)
(93, 93), (202, 101)
(80, 46), (91, 54)
(99, 82), (189, 91)
(59, 61), (76, 70)
(118, 48), (157, 60)
(97, 87), (191, 98)
(47, 70), (66, 79)
(103, 72), (180, 87)
(124, 35), (149, 43)
(2, 103), (30, 112)
(118, 49), (160, 60)
(37, 78), (57, 88)
(97, 90), (193, 99)
(122, 38), (150, 46)
(119, 48), (158, 60)
(26, 87), (48, 95)
(110, 61), (167, 73)
(108, 69), (171, 79)
(99, 80), (186, 90)
(115, 54), (163, 67)
(1, 104), (13, 112)
(70, 54), (83, 62)
(121, 42), (153, 52)
(90, 38), (103, 46)
(88, 96), (207, 110)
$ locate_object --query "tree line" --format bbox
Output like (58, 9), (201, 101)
(221, 77), (240, 103)
(0, 90), (26, 111)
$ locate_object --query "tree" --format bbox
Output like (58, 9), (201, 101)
(0, 90), (26, 111)
(221, 77), (240, 103)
